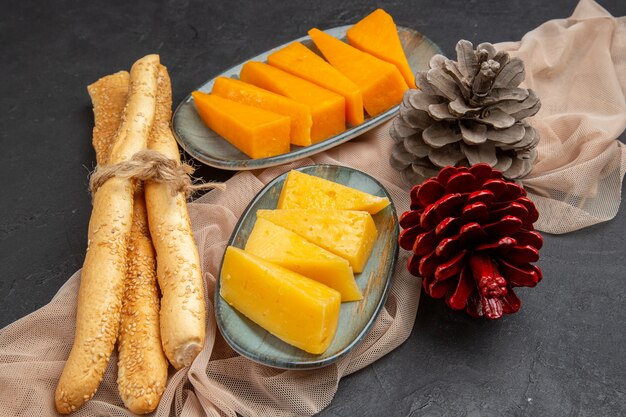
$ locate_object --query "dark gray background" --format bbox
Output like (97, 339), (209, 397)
(1, 1), (625, 416)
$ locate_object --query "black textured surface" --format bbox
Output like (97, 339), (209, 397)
(1, 0), (625, 416)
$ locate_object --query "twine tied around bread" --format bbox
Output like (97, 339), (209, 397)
(89, 149), (226, 198)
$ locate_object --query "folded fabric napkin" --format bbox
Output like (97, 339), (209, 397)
(0, 1), (623, 416)
(498, 0), (626, 234)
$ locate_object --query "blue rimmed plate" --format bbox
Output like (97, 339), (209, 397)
(215, 165), (399, 369)
(173, 25), (441, 170)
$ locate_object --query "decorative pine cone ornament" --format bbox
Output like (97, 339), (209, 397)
(399, 163), (543, 319)
(390, 40), (541, 184)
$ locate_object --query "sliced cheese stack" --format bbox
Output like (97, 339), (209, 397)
(257, 208), (377, 273)
(240, 61), (346, 143)
(192, 92), (290, 158)
(192, 9), (415, 157)
(211, 77), (313, 146)
(267, 42), (364, 126)
(308, 28), (408, 117)
(220, 246), (341, 354)
(245, 218), (362, 301)
(220, 170), (389, 355)
(278, 170), (390, 214)
(347, 9), (416, 88)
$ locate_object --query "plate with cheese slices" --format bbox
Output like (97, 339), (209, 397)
(215, 164), (399, 369)
(173, 9), (441, 170)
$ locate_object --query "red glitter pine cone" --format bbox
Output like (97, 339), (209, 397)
(399, 163), (543, 320)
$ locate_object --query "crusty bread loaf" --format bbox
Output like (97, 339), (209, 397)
(117, 187), (168, 414)
(54, 54), (160, 414)
(145, 65), (206, 369)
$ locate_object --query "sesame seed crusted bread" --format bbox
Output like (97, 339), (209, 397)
(88, 70), (130, 166)
(117, 187), (168, 414)
(54, 54), (161, 414)
(145, 65), (206, 370)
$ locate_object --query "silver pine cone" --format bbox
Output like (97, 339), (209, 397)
(390, 40), (541, 184)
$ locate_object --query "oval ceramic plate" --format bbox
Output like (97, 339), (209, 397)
(173, 25), (441, 170)
(215, 165), (399, 369)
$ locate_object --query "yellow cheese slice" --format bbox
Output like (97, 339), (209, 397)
(346, 9), (417, 88)
(220, 246), (341, 354)
(267, 42), (364, 126)
(192, 92), (290, 159)
(277, 170), (391, 214)
(256, 209), (377, 273)
(240, 61), (346, 143)
(308, 28), (408, 117)
(245, 218), (363, 301)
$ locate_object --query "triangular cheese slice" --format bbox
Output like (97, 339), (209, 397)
(240, 61), (345, 143)
(257, 209), (377, 273)
(278, 170), (390, 214)
(212, 77), (312, 146)
(192, 92), (290, 159)
(268, 42), (364, 126)
(245, 218), (362, 301)
(308, 28), (408, 117)
(347, 9), (416, 88)
(220, 246), (340, 354)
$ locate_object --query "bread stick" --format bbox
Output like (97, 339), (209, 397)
(117, 187), (168, 414)
(145, 65), (206, 369)
(87, 67), (168, 414)
(88, 71), (130, 166)
(54, 54), (160, 414)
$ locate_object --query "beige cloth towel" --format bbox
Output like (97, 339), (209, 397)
(0, 1), (624, 416)
(498, 0), (626, 233)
